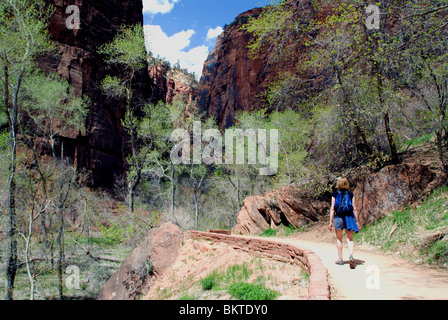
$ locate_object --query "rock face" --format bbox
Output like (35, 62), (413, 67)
(197, 2), (317, 130)
(232, 162), (446, 235)
(38, 0), (154, 186)
(198, 8), (268, 130)
(97, 222), (184, 300)
(148, 60), (199, 105)
(349, 163), (444, 227)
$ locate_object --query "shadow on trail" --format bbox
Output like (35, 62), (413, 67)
(340, 259), (366, 268)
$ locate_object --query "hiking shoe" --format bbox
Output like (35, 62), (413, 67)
(335, 259), (344, 265)
(349, 256), (355, 269)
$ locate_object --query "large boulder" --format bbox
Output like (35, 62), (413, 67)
(350, 163), (444, 227)
(232, 187), (330, 235)
(97, 222), (184, 300)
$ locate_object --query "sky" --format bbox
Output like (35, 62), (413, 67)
(142, 0), (266, 79)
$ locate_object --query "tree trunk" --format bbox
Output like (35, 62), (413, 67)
(55, 168), (74, 300)
(193, 187), (199, 230)
(128, 186), (135, 214)
(56, 205), (65, 300)
(436, 131), (448, 174)
(5, 68), (24, 300)
(384, 112), (400, 164)
(170, 161), (175, 216)
(376, 66), (400, 165)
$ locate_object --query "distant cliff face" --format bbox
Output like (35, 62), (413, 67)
(197, 2), (323, 130)
(148, 60), (199, 105)
(198, 8), (268, 130)
(38, 0), (153, 186)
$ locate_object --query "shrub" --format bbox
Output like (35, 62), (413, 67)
(259, 228), (278, 237)
(228, 282), (280, 300)
(200, 272), (217, 291)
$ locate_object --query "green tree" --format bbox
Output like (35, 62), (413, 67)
(393, 0), (448, 173)
(0, 0), (55, 300)
(98, 24), (148, 212)
(21, 70), (89, 159)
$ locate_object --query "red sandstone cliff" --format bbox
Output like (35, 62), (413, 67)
(37, 0), (155, 186)
(197, 3), (318, 129)
(148, 59), (199, 105)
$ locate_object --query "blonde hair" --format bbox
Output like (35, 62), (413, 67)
(336, 177), (350, 190)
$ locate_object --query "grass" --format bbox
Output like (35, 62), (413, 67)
(400, 132), (435, 151)
(196, 258), (290, 300)
(356, 186), (448, 266)
(228, 282), (280, 300)
(259, 224), (298, 237)
(200, 262), (253, 291)
(259, 227), (278, 237)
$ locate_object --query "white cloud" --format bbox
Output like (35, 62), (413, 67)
(144, 25), (210, 79)
(142, 0), (180, 15)
(206, 26), (223, 41)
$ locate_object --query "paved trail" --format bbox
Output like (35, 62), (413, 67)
(263, 236), (448, 300)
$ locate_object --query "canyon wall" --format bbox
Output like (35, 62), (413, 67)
(38, 0), (154, 186)
(197, 2), (319, 130)
(148, 60), (199, 105)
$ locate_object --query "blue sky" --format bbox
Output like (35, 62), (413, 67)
(142, 0), (266, 79)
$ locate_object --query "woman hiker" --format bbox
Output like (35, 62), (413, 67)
(329, 177), (360, 269)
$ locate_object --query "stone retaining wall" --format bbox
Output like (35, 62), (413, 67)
(190, 230), (330, 300)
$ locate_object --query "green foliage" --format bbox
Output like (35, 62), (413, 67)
(242, 0), (298, 61)
(282, 224), (298, 237)
(101, 75), (128, 99)
(98, 218), (136, 246)
(241, 0), (448, 174)
(259, 227), (278, 237)
(400, 133), (435, 152)
(21, 70), (89, 139)
(0, 130), (9, 150)
(98, 24), (147, 71)
(199, 263), (253, 291)
(179, 294), (196, 300)
(199, 273), (216, 291)
(228, 282), (280, 300)
(0, 0), (56, 70)
(267, 109), (311, 181)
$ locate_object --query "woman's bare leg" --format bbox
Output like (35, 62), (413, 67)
(346, 230), (354, 257)
(335, 229), (343, 260)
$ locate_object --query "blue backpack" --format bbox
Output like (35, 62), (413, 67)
(334, 190), (353, 216)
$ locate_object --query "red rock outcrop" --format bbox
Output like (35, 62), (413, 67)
(97, 222), (184, 300)
(232, 162), (446, 235)
(349, 163), (445, 227)
(37, 0), (155, 186)
(232, 187), (330, 236)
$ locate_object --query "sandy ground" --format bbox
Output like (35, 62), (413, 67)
(143, 239), (309, 300)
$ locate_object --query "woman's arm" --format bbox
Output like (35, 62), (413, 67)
(329, 197), (335, 231)
(352, 195), (359, 222)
